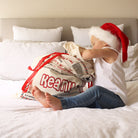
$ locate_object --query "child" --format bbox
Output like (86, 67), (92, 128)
(31, 23), (129, 110)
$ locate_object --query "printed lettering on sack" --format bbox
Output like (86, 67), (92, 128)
(40, 74), (76, 92)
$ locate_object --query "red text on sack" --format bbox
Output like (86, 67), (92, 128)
(40, 74), (76, 92)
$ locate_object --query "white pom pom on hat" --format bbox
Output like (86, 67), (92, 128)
(89, 23), (129, 62)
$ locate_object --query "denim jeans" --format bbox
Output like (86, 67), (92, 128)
(57, 85), (125, 109)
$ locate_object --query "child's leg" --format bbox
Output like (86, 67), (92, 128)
(32, 85), (125, 110)
(31, 86), (62, 110)
(60, 85), (125, 109)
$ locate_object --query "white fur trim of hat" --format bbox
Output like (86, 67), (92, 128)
(89, 27), (121, 51)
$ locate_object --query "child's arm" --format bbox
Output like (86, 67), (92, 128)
(81, 48), (118, 63)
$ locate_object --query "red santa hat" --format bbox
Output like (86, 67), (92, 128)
(89, 23), (129, 62)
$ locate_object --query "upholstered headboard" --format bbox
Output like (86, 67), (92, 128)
(0, 18), (137, 44)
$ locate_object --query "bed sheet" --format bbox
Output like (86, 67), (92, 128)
(0, 79), (138, 138)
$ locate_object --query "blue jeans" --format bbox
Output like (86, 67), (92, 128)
(57, 85), (125, 109)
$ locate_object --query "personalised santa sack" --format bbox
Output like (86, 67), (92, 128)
(22, 51), (94, 97)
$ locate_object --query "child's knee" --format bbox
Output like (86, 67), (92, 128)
(92, 85), (101, 91)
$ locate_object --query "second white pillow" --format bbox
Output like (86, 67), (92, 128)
(71, 24), (124, 47)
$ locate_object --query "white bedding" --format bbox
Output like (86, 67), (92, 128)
(0, 79), (138, 138)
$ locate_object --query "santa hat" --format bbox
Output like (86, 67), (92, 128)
(89, 23), (129, 62)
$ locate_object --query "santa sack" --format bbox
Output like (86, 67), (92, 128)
(22, 52), (94, 97)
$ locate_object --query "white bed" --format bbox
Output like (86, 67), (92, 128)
(0, 80), (138, 138)
(0, 18), (138, 138)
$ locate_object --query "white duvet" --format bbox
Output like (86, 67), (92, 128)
(0, 79), (138, 138)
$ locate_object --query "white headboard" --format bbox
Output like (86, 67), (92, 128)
(0, 18), (137, 44)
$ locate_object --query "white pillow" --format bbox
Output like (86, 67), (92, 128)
(13, 26), (63, 42)
(71, 26), (91, 47)
(0, 41), (66, 80)
(123, 43), (138, 81)
(71, 24), (124, 47)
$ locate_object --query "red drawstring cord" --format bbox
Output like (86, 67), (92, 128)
(22, 52), (68, 93)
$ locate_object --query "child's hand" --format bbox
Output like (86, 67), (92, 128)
(81, 49), (93, 60)
(79, 47), (86, 56)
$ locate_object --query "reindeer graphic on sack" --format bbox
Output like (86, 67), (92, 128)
(21, 42), (95, 99)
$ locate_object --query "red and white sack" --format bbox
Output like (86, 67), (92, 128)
(21, 42), (94, 99)
(63, 41), (95, 88)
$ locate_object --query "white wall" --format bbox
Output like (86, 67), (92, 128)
(0, 0), (137, 18)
